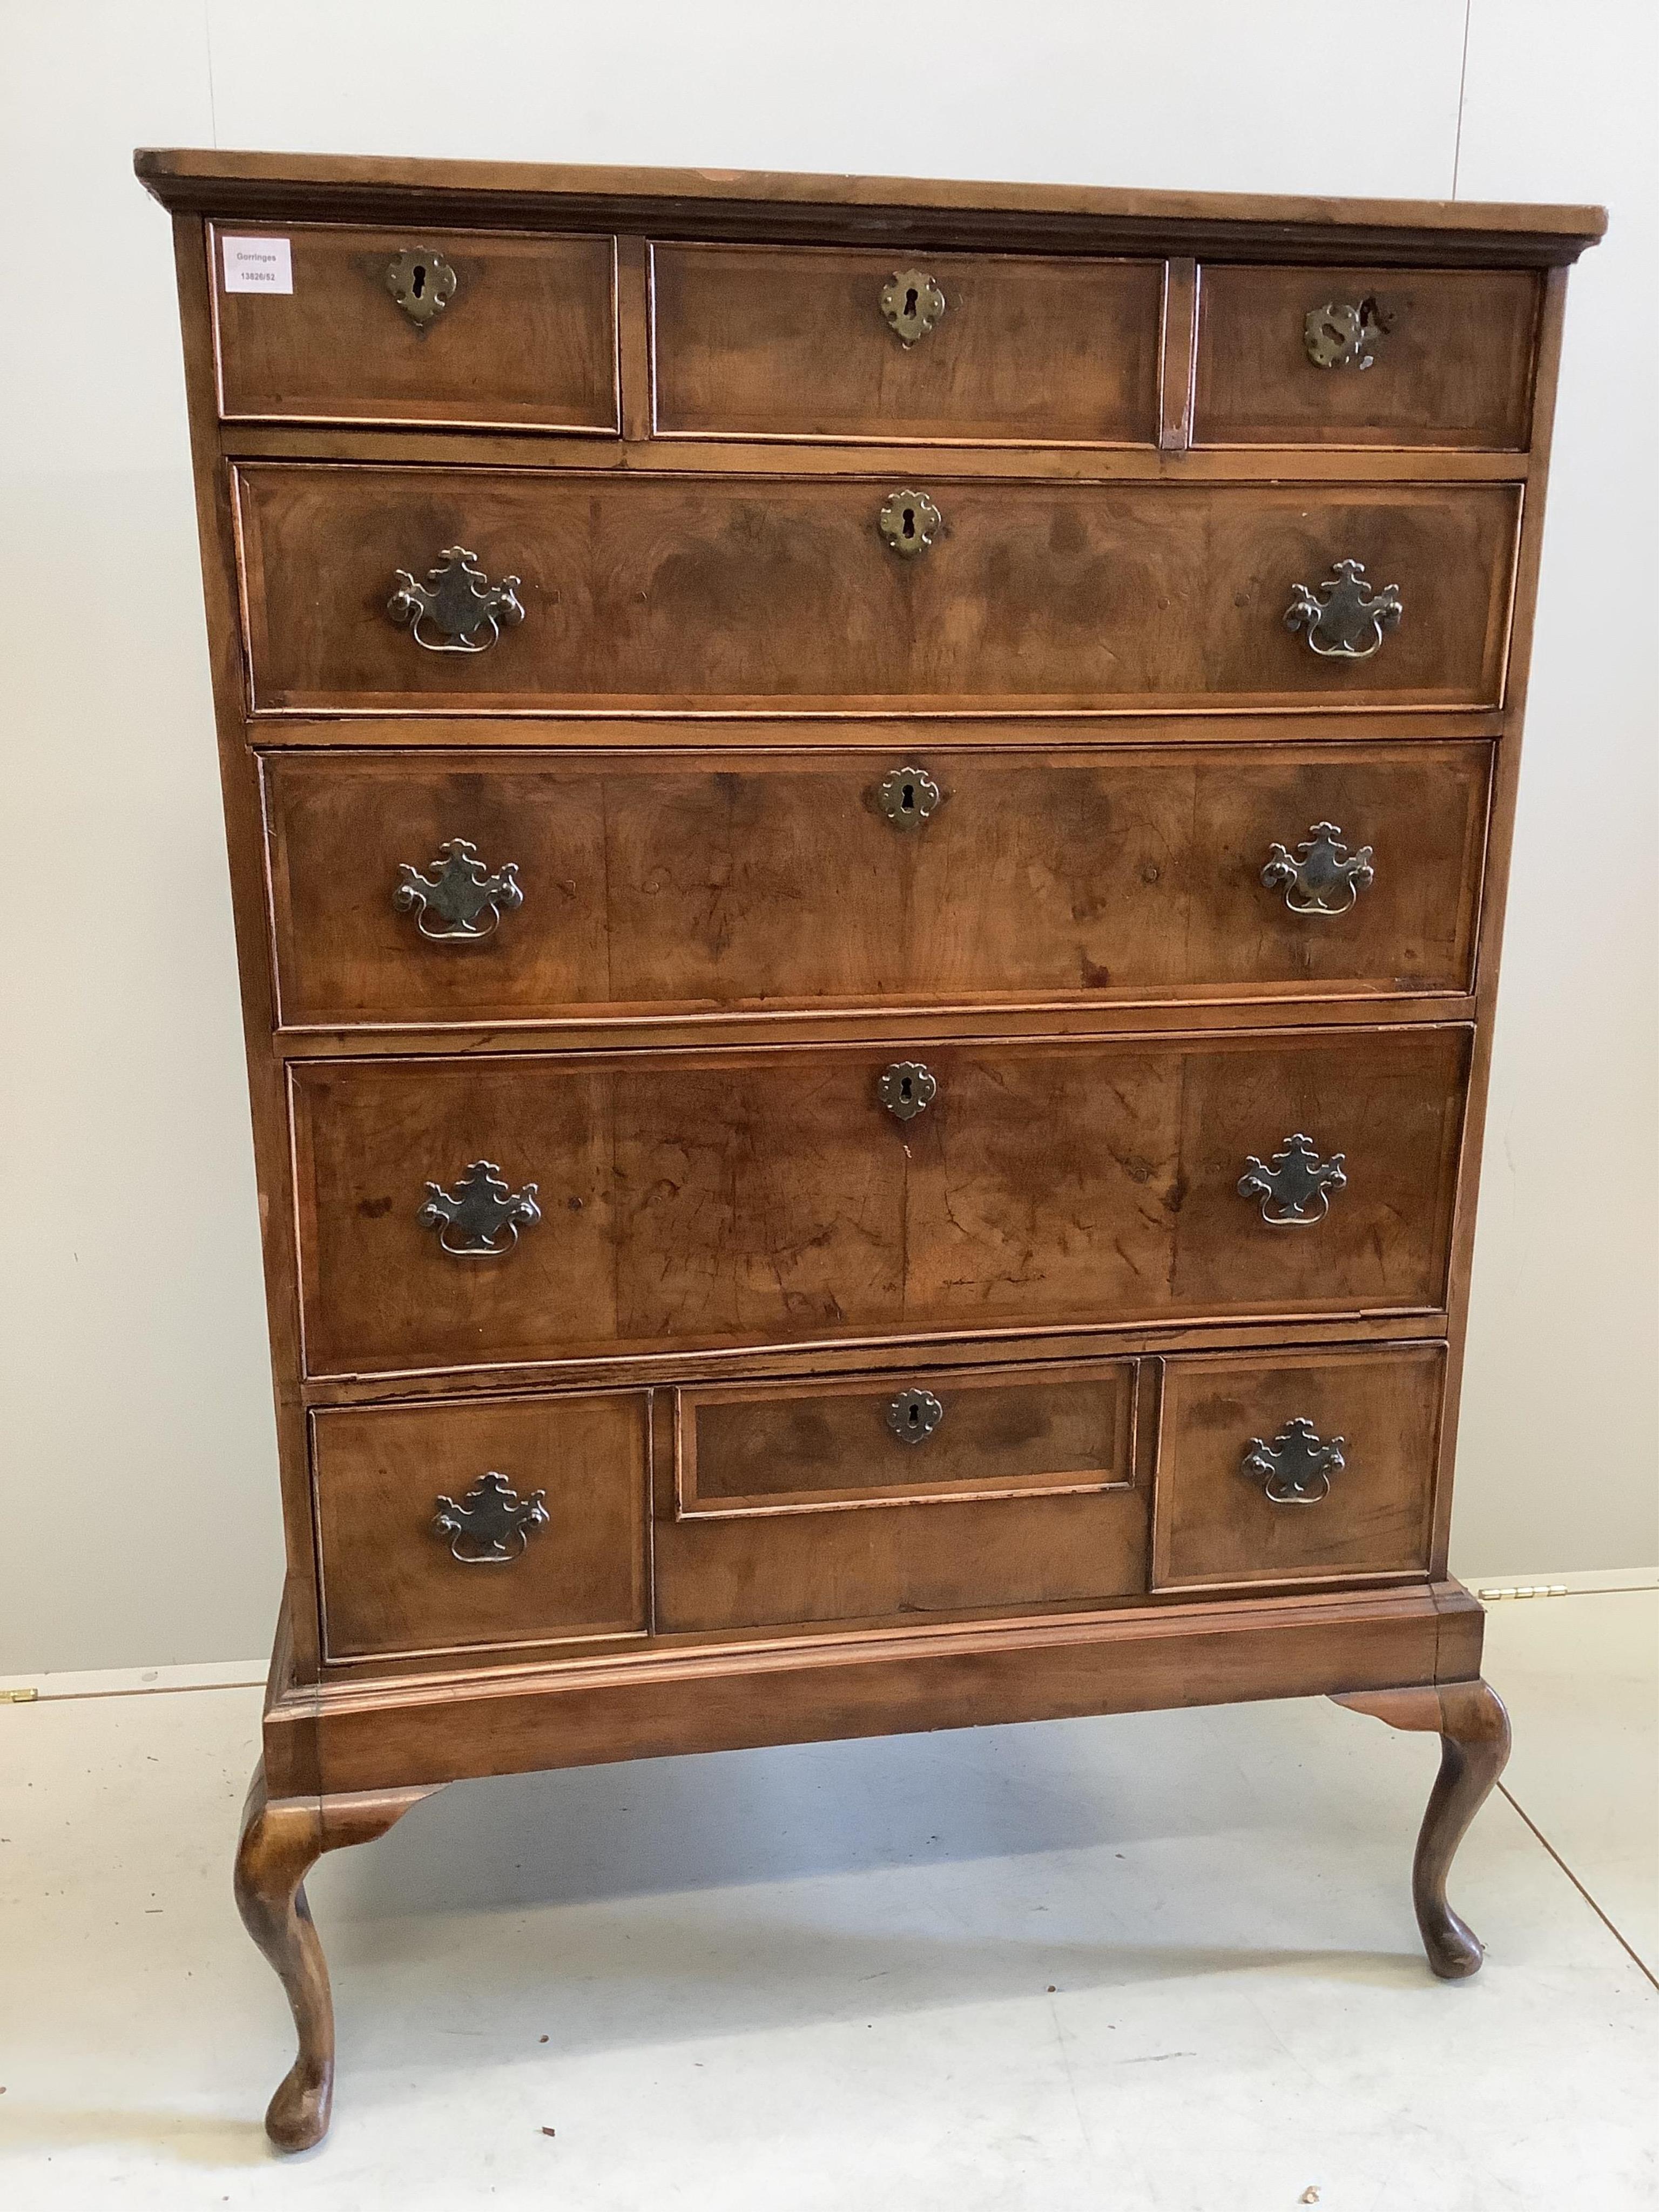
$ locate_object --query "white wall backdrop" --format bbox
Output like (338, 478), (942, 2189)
(2, 1), (1654, 1671)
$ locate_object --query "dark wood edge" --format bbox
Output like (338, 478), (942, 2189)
(294, 1312), (1453, 1407)
(169, 213), (327, 1682)
(134, 150), (1606, 265)
(261, 1588), (319, 1798)
(268, 998), (1485, 1053)
(295, 1312), (1459, 1393)
(257, 1581), (1475, 1793)
(1424, 267), (1574, 1580)
(244, 710), (1511, 748)
(219, 423), (1539, 474)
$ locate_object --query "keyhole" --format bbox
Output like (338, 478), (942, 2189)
(411, 262), (427, 299)
(905, 1400), (923, 1433)
(900, 781), (916, 814)
(898, 1075), (914, 1104)
(901, 507), (916, 540)
(903, 286), (919, 319)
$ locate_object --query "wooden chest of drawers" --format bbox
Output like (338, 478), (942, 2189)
(138, 148), (1602, 2149)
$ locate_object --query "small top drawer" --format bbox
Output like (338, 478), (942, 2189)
(1192, 265), (1541, 449)
(649, 243), (1164, 446)
(210, 222), (619, 431)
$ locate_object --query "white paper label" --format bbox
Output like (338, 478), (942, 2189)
(221, 235), (293, 294)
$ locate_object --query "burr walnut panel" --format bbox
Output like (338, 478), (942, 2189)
(649, 244), (1164, 444)
(235, 466), (1521, 715)
(1152, 1344), (1445, 1588)
(290, 1028), (1468, 1378)
(211, 224), (619, 430)
(1193, 266), (1540, 449)
(262, 741), (1491, 1027)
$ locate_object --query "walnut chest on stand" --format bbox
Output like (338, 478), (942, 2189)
(135, 147), (1602, 2149)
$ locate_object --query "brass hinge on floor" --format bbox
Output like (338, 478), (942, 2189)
(0, 1687), (40, 1703)
(1476, 1584), (1570, 1601)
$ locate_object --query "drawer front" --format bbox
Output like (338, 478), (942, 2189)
(212, 224), (619, 430)
(291, 1028), (1468, 1377)
(649, 244), (1163, 445)
(657, 1358), (1145, 1632)
(311, 1391), (649, 1662)
(1193, 266), (1540, 450)
(1152, 1344), (1444, 1588)
(265, 742), (1490, 1027)
(678, 1359), (1137, 1514)
(237, 467), (1519, 714)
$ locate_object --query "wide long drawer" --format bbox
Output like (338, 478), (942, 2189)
(290, 1028), (1469, 1376)
(264, 741), (1491, 1027)
(235, 466), (1520, 715)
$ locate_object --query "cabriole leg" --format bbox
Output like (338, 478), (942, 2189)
(1333, 1679), (1512, 1978)
(233, 1762), (436, 2151)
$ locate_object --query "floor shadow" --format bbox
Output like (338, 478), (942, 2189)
(315, 1708), (1318, 1921)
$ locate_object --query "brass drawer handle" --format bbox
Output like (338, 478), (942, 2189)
(387, 546), (525, 654)
(418, 1159), (541, 1256)
(887, 1387), (945, 1445)
(1304, 297), (1391, 370)
(879, 489), (941, 558)
(1260, 822), (1374, 915)
(880, 268), (946, 346)
(1285, 559), (1402, 660)
(876, 764), (942, 830)
(394, 839), (523, 941)
(386, 246), (458, 330)
(878, 1061), (937, 1122)
(1242, 1419), (1346, 1506)
(1238, 1133), (1346, 1226)
(433, 1471), (549, 1563)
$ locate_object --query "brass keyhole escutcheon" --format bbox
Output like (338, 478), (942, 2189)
(886, 1387), (945, 1445)
(880, 267), (946, 346)
(1304, 296), (1392, 370)
(386, 246), (458, 330)
(876, 763), (942, 830)
(878, 489), (942, 558)
(878, 1061), (938, 1122)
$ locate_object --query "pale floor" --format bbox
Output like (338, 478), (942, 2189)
(1, 1589), (1654, 2211)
